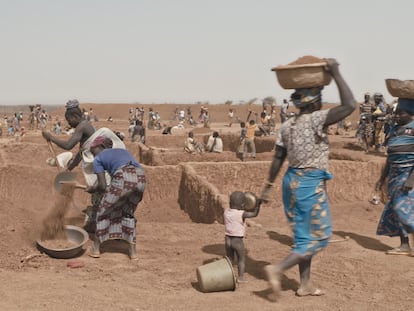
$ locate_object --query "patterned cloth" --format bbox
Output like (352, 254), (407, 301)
(283, 167), (332, 256)
(291, 87), (323, 108)
(377, 120), (414, 236)
(96, 165), (146, 243)
(276, 109), (330, 170)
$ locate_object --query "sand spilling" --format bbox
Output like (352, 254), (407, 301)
(40, 185), (75, 241)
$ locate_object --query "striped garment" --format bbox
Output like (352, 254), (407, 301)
(96, 165), (146, 243)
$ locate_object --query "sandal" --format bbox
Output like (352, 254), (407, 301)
(296, 287), (325, 297)
(88, 245), (100, 258)
(385, 247), (410, 256)
(129, 244), (138, 260)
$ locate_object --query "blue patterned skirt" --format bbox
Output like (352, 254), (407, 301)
(377, 163), (414, 237)
(282, 167), (333, 256)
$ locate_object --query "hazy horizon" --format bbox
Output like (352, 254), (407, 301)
(1, 0), (413, 106)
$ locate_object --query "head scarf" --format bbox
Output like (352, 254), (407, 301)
(397, 98), (414, 115)
(65, 99), (79, 109)
(90, 136), (106, 148)
(290, 87), (323, 108)
(90, 136), (113, 149)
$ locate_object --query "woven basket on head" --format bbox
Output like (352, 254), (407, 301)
(272, 62), (332, 90)
(385, 79), (414, 99)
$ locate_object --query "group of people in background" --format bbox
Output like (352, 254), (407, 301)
(356, 92), (395, 152)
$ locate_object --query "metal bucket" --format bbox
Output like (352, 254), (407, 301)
(196, 257), (236, 293)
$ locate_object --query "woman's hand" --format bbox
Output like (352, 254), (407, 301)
(260, 184), (272, 203)
(85, 186), (96, 193)
(375, 179), (384, 191)
(324, 58), (340, 77)
(402, 179), (414, 192)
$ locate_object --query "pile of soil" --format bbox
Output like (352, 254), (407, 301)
(288, 55), (325, 65)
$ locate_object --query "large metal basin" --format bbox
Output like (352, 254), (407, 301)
(37, 225), (89, 259)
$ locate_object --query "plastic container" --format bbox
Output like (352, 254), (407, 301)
(272, 62), (332, 89)
(385, 79), (414, 99)
(196, 257), (236, 292)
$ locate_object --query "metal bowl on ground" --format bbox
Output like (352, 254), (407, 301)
(36, 225), (89, 259)
(271, 62), (332, 89)
(385, 79), (414, 99)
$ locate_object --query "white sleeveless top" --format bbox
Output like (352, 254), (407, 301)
(224, 208), (245, 237)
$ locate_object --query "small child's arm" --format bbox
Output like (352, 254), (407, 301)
(242, 199), (262, 220)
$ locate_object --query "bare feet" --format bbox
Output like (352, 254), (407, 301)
(88, 246), (100, 258)
(296, 287), (325, 297)
(88, 240), (100, 258)
(386, 247), (410, 256)
(129, 243), (138, 260)
(264, 265), (281, 299)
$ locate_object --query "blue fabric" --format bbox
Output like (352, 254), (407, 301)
(387, 120), (414, 164)
(377, 164), (414, 236)
(282, 167), (332, 256)
(94, 148), (141, 176)
(398, 98), (414, 115)
(291, 87), (323, 108)
(377, 120), (414, 236)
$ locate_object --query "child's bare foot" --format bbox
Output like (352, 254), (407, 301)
(237, 277), (248, 284)
(264, 265), (281, 299)
(296, 286), (325, 297)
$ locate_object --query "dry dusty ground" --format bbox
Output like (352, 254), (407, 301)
(0, 102), (413, 311)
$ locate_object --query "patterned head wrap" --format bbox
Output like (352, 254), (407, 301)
(90, 136), (106, 148)
(290, 87), (323, 108)
(65, 99), (80, 109)
(397, 98), (414, 115)
(90, 136), (113, 149)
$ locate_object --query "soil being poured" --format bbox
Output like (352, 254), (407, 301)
(40, 185), (75, 241)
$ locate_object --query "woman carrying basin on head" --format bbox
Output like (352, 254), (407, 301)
(375, 95), (414, 256)
(260, 58), (356, 299)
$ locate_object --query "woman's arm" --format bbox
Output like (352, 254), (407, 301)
(260, 145), (287, 202)
(324, 58), (356, 127)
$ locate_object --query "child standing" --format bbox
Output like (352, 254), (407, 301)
(243, 119), (257, 161)
(224, 191), (261, 283)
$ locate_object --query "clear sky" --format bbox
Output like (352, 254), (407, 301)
(1, 0), (413, 106)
